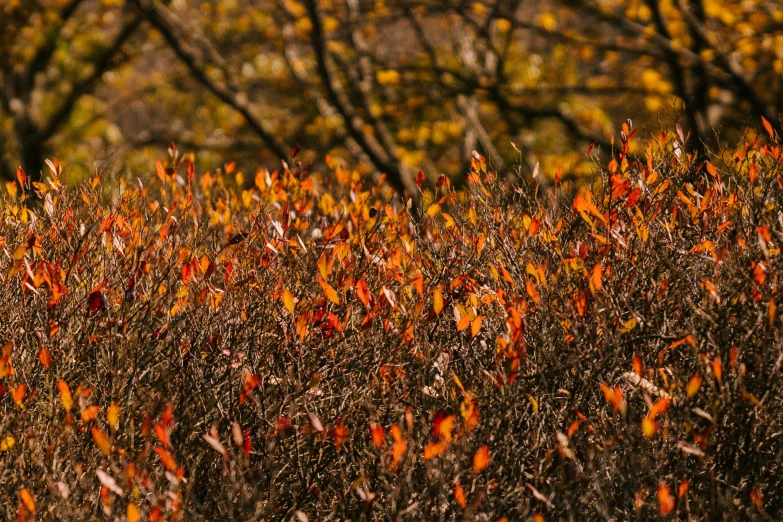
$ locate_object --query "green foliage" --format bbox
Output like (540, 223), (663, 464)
(0, 127), (781, 520)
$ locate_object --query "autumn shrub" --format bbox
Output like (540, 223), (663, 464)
(1, 124), (782, 521)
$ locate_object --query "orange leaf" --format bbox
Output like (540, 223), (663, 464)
(471, 315), (482, 337)
(127, 503), (140, 522)
(240, 373), (261, 404)
(678, 480), (689, 499)
(435, 414), (456, 441)
(761, 116), (775, 138)
(19, 487), (35, 514)
(749, 163), (758, 183)
(355, 279), (371, 307)
(318, 277), (340, 305)
(332, 420), (349, 451)
(16, 166), (27, 188)
(179, 262), (193, 284)
(281, 289), (295, 315)
(456, 314), (471, 332)
(526, 278), (540, 304)
(641, 416), (658, 438)
(599, 383), (624, 413)
(92, 427), (112, 456)
(649, 398), (671, 418)
(38, 347), (52, 369)
(472, 445), (490, 473)
(454, 482), (467, 508)
(155, 446), (178, 473)
(369, 422), (385, 448)
(82, 405), (100, 423)
(575, 289), (589, 316)
(658, 483), (675, 515)
(154, 423), (170, 447)
(633, 355), (644, 377)
(11, 384), (26, 408)
(686, 374), (702, 397)
(57, 380), (72, 412)
(390, 424), (406, 470)
(155, 160), (166, 182)
(106, 403), (120, 430)
(590, 263), (603, 292)
(423, 440), (448, 460)
(668, 335), (696, 349)
(751, 488), (764, 509)
(712, 358), (723, 384)
(573, 193), (607, 225)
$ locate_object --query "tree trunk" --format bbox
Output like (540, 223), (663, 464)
(14, 115), (45, 183)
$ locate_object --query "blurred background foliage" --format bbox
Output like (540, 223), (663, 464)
(1, 0), (782, 192)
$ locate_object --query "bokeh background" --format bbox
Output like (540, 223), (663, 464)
(2, 0), (782, 192)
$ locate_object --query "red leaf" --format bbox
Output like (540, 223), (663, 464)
(416, 170), (425, 188)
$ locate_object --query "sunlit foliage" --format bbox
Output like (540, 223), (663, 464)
(0, 123), (781, 519)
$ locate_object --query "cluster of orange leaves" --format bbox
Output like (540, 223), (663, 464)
(1, 120), (781, 519)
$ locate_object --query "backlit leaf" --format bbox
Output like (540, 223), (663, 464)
(92, 427), (112, 456)
(57, 380), (73, 412)
(20, 487), (35, 514)
(282, 289), (295, 314)
(472, 445), (490, 473)
(370, 422), (385, 448)
(107, 403), (120, 430)
(658, 483), (675, 515)
(318, 277), (340, 305)
(761, 116), (775, 138)
(454, 482), (467, 508)
(686, 374), (702, 397)
(390, 424), (406, 470)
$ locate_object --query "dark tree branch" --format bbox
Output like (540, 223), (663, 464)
(20, 0), (85, 96)
(128, 0), (289, 160)
(302, 0), (416, 200)
(40, 17), (143, 141)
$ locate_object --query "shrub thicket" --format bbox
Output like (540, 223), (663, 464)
(1, 126), (782, 520)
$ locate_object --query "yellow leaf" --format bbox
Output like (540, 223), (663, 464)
(376, 69), (400, 85)
(282, 289), (295, 315)
(0, 436), (15, 451)
(107, 403), (120, 430)
(537, 12), (557, 31)
(620, 317), (638, 334)
(318, 277), (340, 305)
(641, 416), (658, 438)
(57, 380), (73, 412)
(433, 286), (444, 315)
(127, 503), (140, 522)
